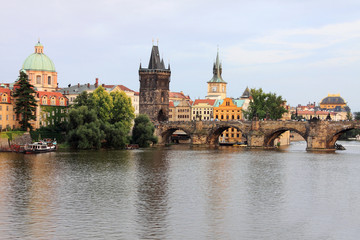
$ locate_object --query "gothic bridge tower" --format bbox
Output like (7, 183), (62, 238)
(139, 45), (171, 122)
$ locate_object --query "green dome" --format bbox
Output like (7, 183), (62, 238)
(22, 53), (56, 72)
(22, 42), (56, 72)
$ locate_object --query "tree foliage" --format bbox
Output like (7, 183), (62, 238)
(13, 70), (38, 131)
(354, 112), (360, 121)
(243, 88), (287, 120)
(68, 87), (135, 149)
(131, 114), (158, 147)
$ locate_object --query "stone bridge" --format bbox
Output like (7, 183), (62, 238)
(155, 120), (360, 151)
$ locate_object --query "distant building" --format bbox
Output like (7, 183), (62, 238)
(214, 98), (245, 143)
(0, 88), (18, 130)
(22, 41), (58, 92)
(320, 94), (348, 111)
(139, 44), (171, 122)
(168, 91), (192, 121)
(58, 78), (139, 115)
(206, 49), (227, 100)
(191, 99), (216, 120)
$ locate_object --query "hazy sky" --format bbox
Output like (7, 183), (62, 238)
(1, 0), (360, 111)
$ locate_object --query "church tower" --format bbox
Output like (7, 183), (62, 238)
(139, 44), (171, 122)
(206, 49), (227, 100)
(22, 41), (58, 92)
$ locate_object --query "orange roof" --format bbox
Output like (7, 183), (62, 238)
(37, 91), (65, 99)
(193, 99), (216, 106)
(169, 91), (190, 99)
(169, 101), (175, 107)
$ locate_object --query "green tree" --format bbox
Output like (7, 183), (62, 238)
(13, 70), (38, 131)
(354, 112), (360, 120)
(67, 106), (105, 149)
(92, 86), (113, 122)
(110, 91), (135, 125)
(73, 91), (94, 108)
(243, 88), (287, 120)
(132, 114), (158, 147)
(69, 89), (135, 149)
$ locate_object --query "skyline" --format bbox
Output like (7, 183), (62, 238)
(1, 0), (360, 111)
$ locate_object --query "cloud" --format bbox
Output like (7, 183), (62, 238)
(224, 19), (360, 65)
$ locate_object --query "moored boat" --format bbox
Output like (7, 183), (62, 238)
(24, 141), (56, 154)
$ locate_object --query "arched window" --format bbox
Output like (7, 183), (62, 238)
(2, 93), (7, 102)
(51, 97), (56, 105)
(36, 75), (41, 84)
(48, 76), (51, 85)
(60, 98), (65, 106)
(42, 96), (47, 105)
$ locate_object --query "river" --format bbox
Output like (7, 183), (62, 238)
(0, 141), (360, 239)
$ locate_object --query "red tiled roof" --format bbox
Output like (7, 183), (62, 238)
(193, 99), (216, 106)
(169, 91), (190, 99)
(37, 91), (68, 106)
(0, 88), (11, 103)
(169, 101), (175, 107)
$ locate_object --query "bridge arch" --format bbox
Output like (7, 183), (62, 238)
(264, 127), (307, 148)
(159, 126), (192, 144)
(326, 125), (360, 149)
(207, 123), (249, 145)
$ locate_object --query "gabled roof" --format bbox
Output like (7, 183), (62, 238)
(214, 98), (244, 108)
(0, 88), (11, 103)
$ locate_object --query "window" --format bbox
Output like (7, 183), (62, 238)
(6, 115), (8, 121)
(36, 75), (41, 84)
(42, 97), (47, 105)
(6, 106), (8, 111)
(2, 94), (7, 102)
(0, 106), (2, 111)
(0, 115), (2, 120)
(51, 97), (56, 105)
(48, 76), (51, 85)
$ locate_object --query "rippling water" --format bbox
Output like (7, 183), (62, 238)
(1, 141), (360, 239)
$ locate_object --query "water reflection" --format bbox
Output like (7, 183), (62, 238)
(134, 149), (170, 239)
(0, 142), (360, 239)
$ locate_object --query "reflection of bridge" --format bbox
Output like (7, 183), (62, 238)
(155, 120), (360, 151)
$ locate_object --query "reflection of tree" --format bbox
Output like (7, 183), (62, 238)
(135, 149), (169, 239)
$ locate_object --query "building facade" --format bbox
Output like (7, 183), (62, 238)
(191, 99), (215, 120)
(139, 45), (171, 122)
(214, 98), (245, 143)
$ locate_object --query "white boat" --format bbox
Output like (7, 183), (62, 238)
(24, 141), (56, 154)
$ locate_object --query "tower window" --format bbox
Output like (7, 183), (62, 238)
(36, 75), (41, 84)
(48, 76), (51, 85)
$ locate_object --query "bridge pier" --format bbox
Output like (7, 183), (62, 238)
(247, 131), (266, 149)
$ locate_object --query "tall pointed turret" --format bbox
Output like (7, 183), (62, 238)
(139, 44), (171, 122)
(206, 48), (227, 100)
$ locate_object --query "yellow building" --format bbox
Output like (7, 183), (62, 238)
(320, 94), (347, 110)
(0, 88), (19, 130)
(214, 98), (245, 143)
(22, 41), (58, 92)
(206, 50), (227, 100)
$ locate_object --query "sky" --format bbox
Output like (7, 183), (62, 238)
(1, 0), (360, 111)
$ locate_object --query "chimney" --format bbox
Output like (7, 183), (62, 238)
(102, 84), (105, 87)
(95, 78), (99, 88)
(78, 83), (80, 87)
(87, 83), (90, 88)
